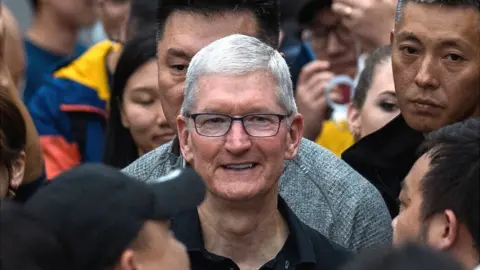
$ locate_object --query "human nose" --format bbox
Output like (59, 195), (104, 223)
(224, 120), (252, 154)
(414, 55), (440, 90)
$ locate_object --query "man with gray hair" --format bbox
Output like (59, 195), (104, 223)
(171, 33), (350, 270)
(122, 0), (392, 253)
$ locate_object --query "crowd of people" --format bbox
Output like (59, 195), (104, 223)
(0, 0), (478, 269)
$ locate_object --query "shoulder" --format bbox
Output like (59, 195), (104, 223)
(121, 141), (175, 181)
(293, 138), (382, 204)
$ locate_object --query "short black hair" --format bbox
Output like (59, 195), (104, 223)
(29, 0), (39, 12)
(127, 0), (157, 40)
(395, 0), (480, 24)
(297, 0), (332, 25)
(156, 0), (280, 49)
(341, 244), (463, 270)
(418, 118), (480, 251)
(352, 45), (392, 109)
(0, 201), (69, 270)
(104, 28), (158, 168)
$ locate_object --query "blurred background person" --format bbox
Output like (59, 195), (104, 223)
(341, 244), (463, 270)
(23, 0), (96, 104)
(104, 28), (174, 169)
(2, 4), (25, 90)
(0, 201), (69, 270)
(0, 90), (26, 199)
(277, 0), (362, 157)
(27, 0), (159, 180)
(347, 45), (398, 142)
(332, 0), (397, 52)
(1, 3), (44, 202)
(393, 118), (480, 270)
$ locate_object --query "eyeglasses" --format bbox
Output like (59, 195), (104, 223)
(187, 113), (289, 137)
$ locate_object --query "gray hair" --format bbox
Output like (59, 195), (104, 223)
(395, 0), (480, 24)
(180, 34), (296, 116)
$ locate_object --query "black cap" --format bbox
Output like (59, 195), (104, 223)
(298, 0), (332, 25)
(23, 164), (205, 270)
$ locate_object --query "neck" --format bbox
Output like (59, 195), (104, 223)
(27, 10), (79, 55)
(450, 236), (480, 270)
(106, 47), (122, 74)
(198, 190), (289, 270)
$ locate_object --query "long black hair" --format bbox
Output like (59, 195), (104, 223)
(103, 27), (157, 168)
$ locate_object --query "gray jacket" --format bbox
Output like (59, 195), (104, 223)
(122, 138), (392, 252)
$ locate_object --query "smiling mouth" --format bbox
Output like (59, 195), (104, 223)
(222, 163), (258, 171)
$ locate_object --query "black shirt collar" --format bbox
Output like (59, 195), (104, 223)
(171, 196), (316, 266)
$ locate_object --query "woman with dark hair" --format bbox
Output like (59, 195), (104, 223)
(0, 89), (26, 199)
(104, 29), (174, 168)
(347, 45), (399, 141)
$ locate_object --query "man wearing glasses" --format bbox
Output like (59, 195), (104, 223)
(171, 34), (351, 270)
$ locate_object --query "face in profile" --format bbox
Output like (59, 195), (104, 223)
(348, 59), (399, 140)
(156, 11), (258, 130)
(392, 154), (460, 251)
(391, 3), (480, 132)
(120, 60), (175, 155)
(177, 71), (302, 201)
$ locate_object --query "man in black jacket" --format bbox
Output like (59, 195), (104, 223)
(343, 0), (480, 217)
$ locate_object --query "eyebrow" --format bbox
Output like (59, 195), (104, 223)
(396, 32), (421, 43)
(166, 48), (192, 60)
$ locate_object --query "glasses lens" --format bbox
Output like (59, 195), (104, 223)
(194, 114), (231, 136)
(244, 115), (280, 137)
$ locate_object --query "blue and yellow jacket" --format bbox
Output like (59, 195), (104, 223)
(28, 41), (118, 179)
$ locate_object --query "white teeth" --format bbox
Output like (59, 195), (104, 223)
(225, 163), (254, 169)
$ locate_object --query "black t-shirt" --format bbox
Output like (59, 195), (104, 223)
(171, 197), (351, 270)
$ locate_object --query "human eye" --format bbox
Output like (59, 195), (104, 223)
(399, 45), (419, 56)
(246, 115), (276, 125)
(198, 115), (228, 126)
(378, 100), (398, 112)
(170, 64), (188, 73)
(444, 53), (465, 63)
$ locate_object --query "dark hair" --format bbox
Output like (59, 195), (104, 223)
(341, 244), (463, 270)
(418, 118), (480, 251)
(0, 201), (69, 270)
(395, 0), (480, 23)
(352, 45), (392, 109)
(127, 0), (157, 40)
(0, 89), (26, 180)
(29, 0), (39, 12)
(156, 0), (280, 49)
(103, 28), (158, 168)
(297, 0), (332, 25)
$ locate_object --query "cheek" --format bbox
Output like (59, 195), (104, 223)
(393, 207), (422, 245)
(123, 105), (158, 146)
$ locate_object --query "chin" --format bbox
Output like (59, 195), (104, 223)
(209, 183), (271, 202)
(403, 113), (444, 133)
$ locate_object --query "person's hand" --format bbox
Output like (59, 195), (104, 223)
(295, 60), (339, 141)
(332, 0), (396, 51)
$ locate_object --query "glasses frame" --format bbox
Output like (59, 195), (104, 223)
(187, 113), (289, 138)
